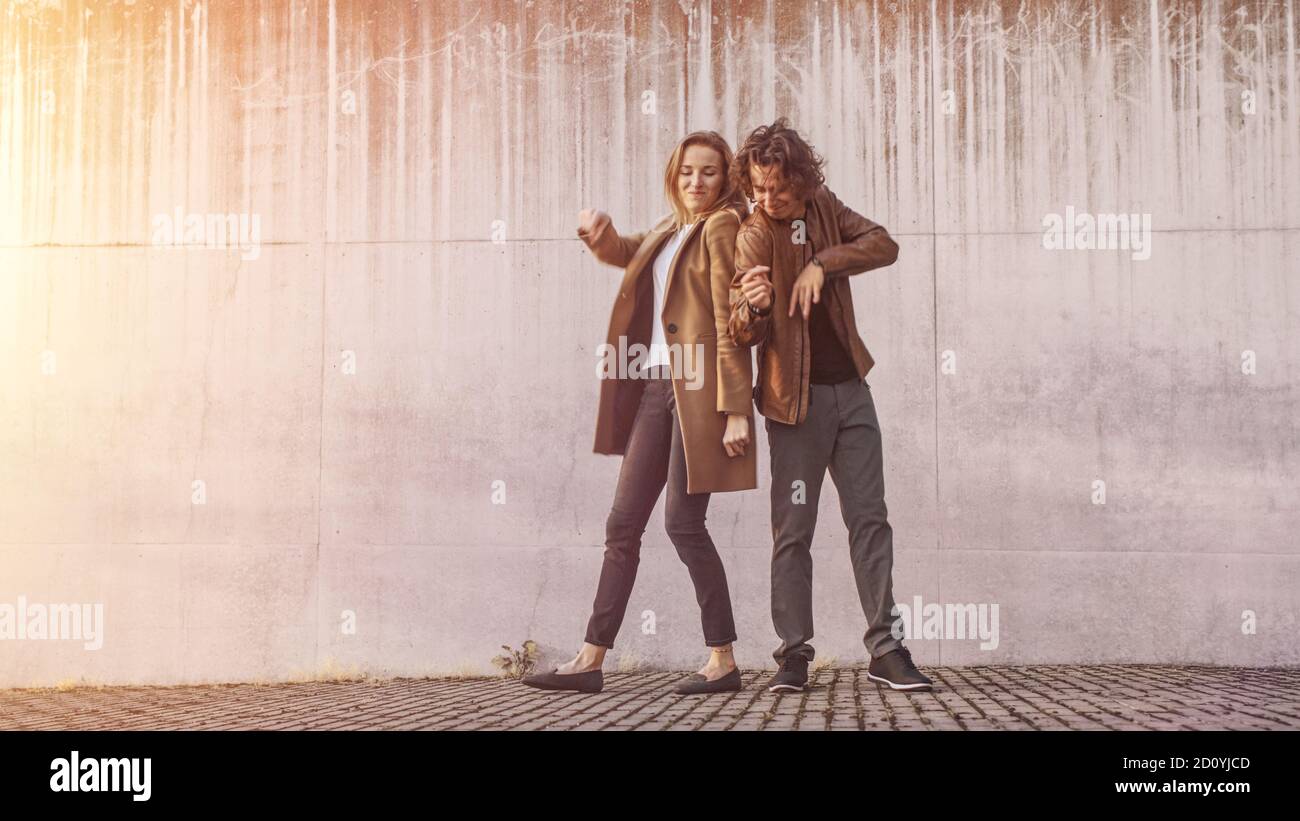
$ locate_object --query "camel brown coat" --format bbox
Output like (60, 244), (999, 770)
(579, 208), (758, 494)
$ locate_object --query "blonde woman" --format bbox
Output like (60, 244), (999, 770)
(523, 132), (757, 695)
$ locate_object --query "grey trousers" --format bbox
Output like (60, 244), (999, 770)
(584, 368), (738, 649)
(765, 377), (903, 664)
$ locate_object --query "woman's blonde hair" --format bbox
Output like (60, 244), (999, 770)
(663, 131), (749, 227)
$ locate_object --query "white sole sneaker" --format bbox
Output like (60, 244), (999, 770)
(867, 672), (933, 691)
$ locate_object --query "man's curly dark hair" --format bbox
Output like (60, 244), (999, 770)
(731, 118), (827, 202)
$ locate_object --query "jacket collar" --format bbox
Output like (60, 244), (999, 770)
(627, 214), (700, 277)
(623, 214), (677, 276)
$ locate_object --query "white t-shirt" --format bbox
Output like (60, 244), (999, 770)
(646, 223), (694, 370)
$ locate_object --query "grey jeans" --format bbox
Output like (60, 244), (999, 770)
(584, 367), (738, 649)
(765, 377), (903, 663)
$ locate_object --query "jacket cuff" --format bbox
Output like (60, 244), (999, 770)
(719, 396), (752, 416)
(813, 253), (842, 278)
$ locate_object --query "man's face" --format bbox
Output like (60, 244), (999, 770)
(749, 163), (803, 220)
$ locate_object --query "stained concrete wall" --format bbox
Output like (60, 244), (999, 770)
(0, 0), (1297, 687)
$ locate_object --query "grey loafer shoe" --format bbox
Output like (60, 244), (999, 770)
(674, 667), (742, 695)
(521, 667), (604, 693)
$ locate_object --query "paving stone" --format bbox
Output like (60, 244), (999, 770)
(1, 665), (1297, 730)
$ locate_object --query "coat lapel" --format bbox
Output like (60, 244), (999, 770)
(629, 229), (671, 272)
(661, 220), (700, 311)
(618, 217), (674, 294)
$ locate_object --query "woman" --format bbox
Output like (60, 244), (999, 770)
(522, 131), (758, 695)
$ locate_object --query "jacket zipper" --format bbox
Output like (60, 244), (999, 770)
(794, 314), (805, 424)
(793, 235), (809, 424)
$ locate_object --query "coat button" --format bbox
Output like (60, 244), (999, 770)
(667, 323), (677, 333)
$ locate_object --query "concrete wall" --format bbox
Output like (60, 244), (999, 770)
(1, 0), (1297, 687)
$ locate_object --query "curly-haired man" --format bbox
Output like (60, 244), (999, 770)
(727, 119), (932, 693)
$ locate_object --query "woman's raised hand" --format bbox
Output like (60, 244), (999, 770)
(578, 208), (609, 236)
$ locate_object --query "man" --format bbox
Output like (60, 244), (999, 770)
(727, 119), (932, 693)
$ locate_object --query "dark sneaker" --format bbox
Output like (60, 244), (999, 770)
(767, 656), (809, 693)
(674, 667), (743, 695)
(866, 646), (933, 691)
(521, 667), (603, 693)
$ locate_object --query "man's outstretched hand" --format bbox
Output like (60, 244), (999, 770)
(789, 259), (825, 319)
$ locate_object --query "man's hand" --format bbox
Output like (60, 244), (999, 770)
(789, 259), (825, 319)
(738, 265), (774, 312)
(577, 208), (608, 236)
(722, 413), (750, 458)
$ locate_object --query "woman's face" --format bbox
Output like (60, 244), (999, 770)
(678, 144), (725, 217)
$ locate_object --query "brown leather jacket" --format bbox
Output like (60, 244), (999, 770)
(727, 185), (899, 425)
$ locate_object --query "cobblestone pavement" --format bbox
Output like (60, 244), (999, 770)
(2, 665), (1297, 730)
